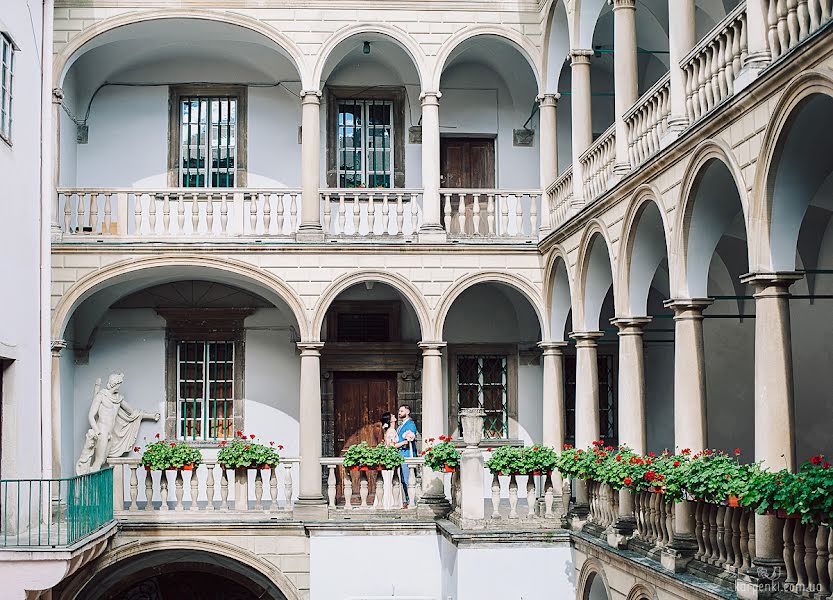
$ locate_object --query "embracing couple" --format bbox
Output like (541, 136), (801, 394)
(378, 404), (417, 509)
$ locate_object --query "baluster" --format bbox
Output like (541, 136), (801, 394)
(530, 194), (538, 233)
(191, 193), (199, 233)
(408, 464), (418, 508)
(822, 0), (833, 22)
(254, 468), (264, 510)
(144, 469), (154, 511)
(526, 475), (536, 519)
(87, 192), (98, 235)
(344, 469), (353, 510)
(283, 463), (293, 510)
(290, 193), (298, 232)
(716, 36), (728, 103)
(806, 522), (820, 592)
(471, 194), (481, 235)
(277, 193), (286, 234)
(457, 195), (466, 234)
(443, 193), (452, 231)
(261, 193), (271, 234)
(515, 194), (525, 236)
(731, 507), (743, 571)
(352, 194), (361, 235)
(206, 193), (214, 233)
(376, 471), (385, 510)
(808, 0), (821, 31)
(382, 193), (390, 234)
(696, 55), (707, 119)
(777, 0), (790, 54)
(359, 471), (369, 508)
(500, 195), (510, 235)
(827, 525), (833, 595)
(721, 505), (733, 568)
(799, 0), (812, 37)
(327, 465), (336, 508)
(692, 501), (704, 558)
(159, 471), (170, 511)
(77, 192), (87, 234)
(769, 0), (782, 58)
(187, 468), (199, 512)
(656, 497), (666, 544)
(543, 473), (554, 518)
(728, 24), (740, 96)
(322, 193), (331, 234)
(250, 193), (259, 234)
(220, 193), (228, 233)
(410, 193), (419, 234)
(101, 192), (112, 235)
(173, 192), (183, 234)
(482, 194), (494, 235)
(338, 193), (346, 234)
(795, 520), (808, 588)
(367, 194), (376, 234)
(173, 470), (185, 511)
(392, 468), (402, 507)
(787, 0), (801, 47)
(784, 517), (797, 584)
(162, 193), (171, 234)
(396, 193), (405, 234)
(684, 64), (696, 122)
(269, 466), (278, 512)
(508, 474), (519, 519)
(62, 192), (72, 233)
(205, 463), (215, 511)
(220, 467), (229, 511)
(819, 524), (832, 597)
(128, 465), (139, 511)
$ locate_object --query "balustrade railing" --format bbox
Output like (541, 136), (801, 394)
(320, 189), (422, 238)
(633, 490), (674, 548)
(587, 480), (619, 530)
(58, 188), (302, 238)
(624, 74), (671, 168)
(767, 0), (833, 60)
(442, 189), (541, 238)
(779, 517), (833, 595)
(320, 457), (423, 511)
(109, 458), (298, 513)
(486, 472), (559, 520)
(579, 126), (616, 202)
(683, 3), (748, 123)
(692, 500), (755, 575)
(547, 167), (574, 231)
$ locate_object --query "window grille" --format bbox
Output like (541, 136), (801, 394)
(563, 353), (618, 448)
(456, 355), (508, 439)
(337, 99), (393, 188)
(177, 341), (235, 441)
(179, 96), (237, 187)
(1, 34), (15, 143)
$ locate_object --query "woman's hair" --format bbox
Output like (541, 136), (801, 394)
(380, 412), (393, 430)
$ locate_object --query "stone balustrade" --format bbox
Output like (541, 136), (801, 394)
(442, 189), (541, 239)
(633, 489), (673, 549)
(547, 167), (574, 231)
(486, 472), (560, 520)
(624, 74), (671, 168)
(780, 518), (833, 596)
(320, 189), (422, 238)
(587, 480), (619, 531)
(109, 457), (299, 514)
(579, 125), (616, 202)
(320, 457), (423, 511)
(692, 500), (755, 575)
(682, 3), (748, 123)
(767, 0), (833, 60)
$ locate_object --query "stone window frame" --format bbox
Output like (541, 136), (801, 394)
(325, 85), (407, 188)
(0, 32), (17, 146)
(324, 300), (402, 343)
(158, 308), (251, 447)
(167, 85), (248, 188)
(446, 343), (520, 442)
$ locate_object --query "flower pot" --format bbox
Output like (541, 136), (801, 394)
(497, 472), (520, 477)
(181, 464), (194, 471)
(728, 494), (740, 507)
(348, 465), (359, 472)
(442, 464), (456, 473)
(144, 466), (152, 472)
(359, 466), (371, 472)
(776, 509), (801, 520)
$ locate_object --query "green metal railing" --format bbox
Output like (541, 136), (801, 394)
(0, 467), (113, 547)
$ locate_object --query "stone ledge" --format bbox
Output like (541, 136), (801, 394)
(437, 519), (571, 547)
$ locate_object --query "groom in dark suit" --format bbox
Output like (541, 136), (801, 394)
(394, 404), (418, 506)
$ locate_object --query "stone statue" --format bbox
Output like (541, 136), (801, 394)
(76, 373), (159, 475)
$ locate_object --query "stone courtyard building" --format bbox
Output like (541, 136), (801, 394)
(1, 0), (832, 598)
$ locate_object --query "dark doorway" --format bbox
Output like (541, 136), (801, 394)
(440, 137), (496, 235)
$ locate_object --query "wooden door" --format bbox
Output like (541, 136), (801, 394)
(333, 372), (398, 504)
(440, 138), (495, 235)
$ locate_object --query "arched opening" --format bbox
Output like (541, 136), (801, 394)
(766, 92), (833, 461)
(624, 199), (674, 452)
(66, 549), (290, 600)
(584, 570), (611, 600)
(548, 256), (577, 444)
(683, 155), (752, 454)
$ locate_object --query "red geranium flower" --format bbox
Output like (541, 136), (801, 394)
(647, 451), (656, 457)
(278, 445), (284, 450)
(133, 446), (140, 452)
(533, 447), (539, 451)
(155, 433), (160, 439)
(825, 462), (832, 469)
(564, 444), (573, 449)
(623, 476), (633, 485)
(673, 460), (681, 467)
(615, 455), (621, 462)
(604, 445), (614, 451)
(250, 434), (256, 439)
(811, 454), (824, 465)
(245, 445), (250, 450)
(734, 448), (741, 455)
(269, 441), (274, 446)
(170, 442), (176, 447)
(682, 448), (691, 455)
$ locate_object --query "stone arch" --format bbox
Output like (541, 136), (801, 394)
(312, 22), (429, 89)
(625, 582), (658, 600)
(53, 9), (310, 90)
(433, 271), (547, 341)
(574, 220), (617, 331)
(311, 270), (432, 341)
(430, 26), (543, 93)
(52, 255), (310, 342)
(618, 184), (673, 316)
(541, 0), (572, 93)
(577, 558), (612, 600)
(60, 538), (301, 600)
(752, 69), (833, 271)
(543, 245), (576, 342)
(674, 139), (750, 298)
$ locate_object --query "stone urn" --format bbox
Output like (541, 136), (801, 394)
(460, 407), (485, 447)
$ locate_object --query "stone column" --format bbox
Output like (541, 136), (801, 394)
(51, 88), (64, 240)
(611, 317), (650, 454)
(419, 92), (446, 242)
(570, 331), (603, 523)
(50, 340), (67, 479)
(418, 341), (451, 517)
(295, 342), (327, 518)
(570, 50), (594, 208)
(540, 341), (567, 513)
(458, 408), (486, 526)
(612, 0), (638, 175)
(538, 93), (560, 232)
(735, 0), (771, 91)
(298, 91), (323, 240)
(667, 0), (695, 134)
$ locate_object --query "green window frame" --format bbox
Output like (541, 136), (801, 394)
(1, 33), (16, 144)
(336, 99), (394, 188)
(456, 354), (509, 439)
(176, 341), (235, 441)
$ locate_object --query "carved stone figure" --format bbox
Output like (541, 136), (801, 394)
(76, 373), (159, 475)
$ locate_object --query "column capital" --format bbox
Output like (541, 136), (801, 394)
(52, 87), (64, 104)
(663, 298), (712, 320)
(296, 342), (324, 356)
(538, 340), (568, 354)
(418, 341), (447, 354)
(569, 49), (594, 65)
(611, 316), (652, 335)
(537, 93), (561, 107)
(611, 0), (637, 10)
(569, 331), (604, 346)
(300, 90), (322, 103)
(419, 91), (442, 106)
(51, 339), (68, 356)
(740, 271), (803, 297)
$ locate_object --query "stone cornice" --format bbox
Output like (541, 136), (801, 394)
(55, 0), (546, 12)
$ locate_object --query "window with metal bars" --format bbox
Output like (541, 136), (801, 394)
(179, 96), (237, 188)
(563, 353), (618, 448)
(337, 99), (393, 188)
(177, 341), (235, 441)
(1, 34), (15, 144)
(456, 355), (509, 439)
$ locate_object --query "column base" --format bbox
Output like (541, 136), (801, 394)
(611, 162), (630, 178)
(734, 54), (769, 94)
(417, 493), (452, 519)
(294, 496), (328, 520)
(568, 503), (589, 531)
(607, 516), (636, 549)
(659, 123), (682, 150)
(296, 224), (325, 242)
(51, 224), (63, 242)
(417, 224), (447, 244)
(661, 534), (697, 573)
(736, 561), (785, 600)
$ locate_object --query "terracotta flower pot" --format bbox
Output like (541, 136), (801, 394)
(777, 509), (801, 520)
(181, 464), (194, 471)
(728, 494), (740, 507)
(348, 465), (360, 472)
(359, 466), (371, 472)
(442, 464), (456, 473)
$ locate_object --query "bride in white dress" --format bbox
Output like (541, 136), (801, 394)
(374, 412), (399, 509)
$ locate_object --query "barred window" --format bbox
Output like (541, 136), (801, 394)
(177, 341), (235, 441)
(336, 99), (394, 188)
(1, 34), (15, 143)
(456, 355), (509, 439)
(179, 96), (237, 188)
(563, 353), (618, 448)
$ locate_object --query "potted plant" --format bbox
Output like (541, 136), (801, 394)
(682, 448), (747, 505)
(522, 445), (559, 476)
(217, 432), (282, 469)
(376, 443), (404, 471)
(342, 441), (378, 471)
(422, 435), (460, 472)
(485, 445), (525, 476)
(140, 436), (202, 471)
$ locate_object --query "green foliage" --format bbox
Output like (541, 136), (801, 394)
(376, 444), (404, 469)
(739, 456), (833, 523)
(217, 432), (282, 468)
(484, 446), (526, 475)
(522, 445), (559, 474)
(422, 436), (461, 471)
(140, 437), (202, 470)
(682, 449), (748, 503)
(342, 441), (404, 469)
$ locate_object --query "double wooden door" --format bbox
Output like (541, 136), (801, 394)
(440, 137), (496, 235)
(333, 372), (398, 504)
